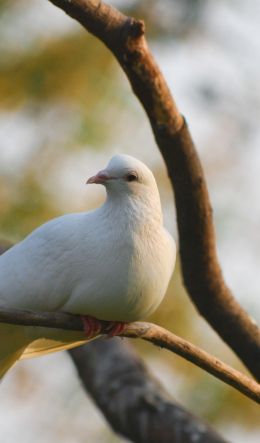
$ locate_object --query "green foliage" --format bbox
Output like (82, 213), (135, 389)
(0, 33), (115, 108)
(0, 171), (58, 240)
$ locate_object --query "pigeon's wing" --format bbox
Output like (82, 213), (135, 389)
(0, 213), (99, 376)
(0, 213), (93, 313)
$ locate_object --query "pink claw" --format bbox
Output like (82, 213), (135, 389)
(81, 315), (103, 338)
(106, 321), (126, 338)
(80, 316), (127, 339)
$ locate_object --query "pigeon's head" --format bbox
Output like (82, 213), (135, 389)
(87, 154), (159, 198)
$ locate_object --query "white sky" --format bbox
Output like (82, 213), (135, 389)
(0, 1), (259, 442)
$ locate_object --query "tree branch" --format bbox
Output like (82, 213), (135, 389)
(70, 339), (229, 443)
(0, 307), (259, 404)
(48, 0), (260, 381)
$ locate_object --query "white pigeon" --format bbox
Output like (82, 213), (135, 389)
(0, 154), (176, 377)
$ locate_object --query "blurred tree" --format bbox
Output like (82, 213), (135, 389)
(0, 1), (259, 443)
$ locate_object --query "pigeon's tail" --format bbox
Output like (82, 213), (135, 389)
(20, 327), (89, 360)
(0, 323), (91, 377)
(0, 348), (26, 378)
(0, 324), (31, 378)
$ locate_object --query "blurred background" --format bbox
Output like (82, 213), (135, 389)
(0, 0), (259, 442)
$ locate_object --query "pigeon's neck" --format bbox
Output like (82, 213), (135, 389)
(102, 189), (163, 227)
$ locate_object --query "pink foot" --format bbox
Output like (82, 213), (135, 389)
(105, 321), (127, 338)
(81, 316), (127, 339)
(81, 315), (103, 339)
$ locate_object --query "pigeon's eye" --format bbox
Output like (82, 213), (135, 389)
(126, 173), (138, 182)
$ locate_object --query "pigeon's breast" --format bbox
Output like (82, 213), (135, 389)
(63, 218), (175, 322)
(123, 226), (175, 321)
(62, 222), (138, 319)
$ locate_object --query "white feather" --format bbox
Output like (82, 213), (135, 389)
(0, 154), (176, 375)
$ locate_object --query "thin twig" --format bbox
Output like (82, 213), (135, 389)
(0, 307), (259, 404)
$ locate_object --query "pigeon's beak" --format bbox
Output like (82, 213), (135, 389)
(86, 170), (111, 185)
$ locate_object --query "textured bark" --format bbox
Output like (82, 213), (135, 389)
(70, 339), (229, 443)
(48, 0), (260, 381)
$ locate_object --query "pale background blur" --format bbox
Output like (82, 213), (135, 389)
(0, 1), (259, 442)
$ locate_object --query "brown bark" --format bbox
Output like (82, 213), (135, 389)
(70, 338), (230, 443)
(48, 0), (260, 381)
